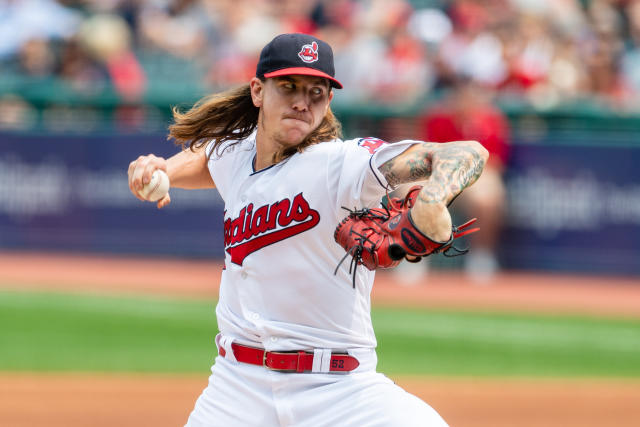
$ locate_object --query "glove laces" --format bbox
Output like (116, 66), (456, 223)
(333, 207), (385, 288)
(333, 186), (480, 288)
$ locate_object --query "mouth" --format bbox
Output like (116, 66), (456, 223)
(283, 115), (310, 124)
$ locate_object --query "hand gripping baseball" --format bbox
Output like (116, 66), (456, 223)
(128, 154), (171, 209)
(333, 186), (479, 286)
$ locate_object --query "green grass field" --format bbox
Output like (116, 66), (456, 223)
(1, 290), (639, 377)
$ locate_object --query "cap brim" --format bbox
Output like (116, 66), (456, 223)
(263, 67), (343, 89)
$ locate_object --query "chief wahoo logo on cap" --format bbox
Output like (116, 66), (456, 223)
(298, 41), (319, 63)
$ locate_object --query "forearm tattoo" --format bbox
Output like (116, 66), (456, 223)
(379, 143), (486, 205)
(379, 148), (431, 187)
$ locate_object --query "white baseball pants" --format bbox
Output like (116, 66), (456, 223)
(185, 351), (448, 426)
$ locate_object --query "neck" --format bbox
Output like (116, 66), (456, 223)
(254, 126), (277, 171)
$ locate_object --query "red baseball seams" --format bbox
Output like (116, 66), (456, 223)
(224, 193), (320, 265)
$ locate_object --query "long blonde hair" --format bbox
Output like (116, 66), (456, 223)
(169, 82), (342, 163)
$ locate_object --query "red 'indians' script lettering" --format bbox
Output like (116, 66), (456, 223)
(223, 193), (320, 265)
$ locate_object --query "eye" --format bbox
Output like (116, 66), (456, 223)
(311, 87), (324, 96)
(282, 82), (295, 90)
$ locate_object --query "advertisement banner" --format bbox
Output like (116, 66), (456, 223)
(0, 132), (225, 258)
(502, 141), (640, 274)
(1, 132), (639, 275)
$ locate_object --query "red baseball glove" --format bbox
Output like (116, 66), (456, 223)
(334, 186), (479, 286)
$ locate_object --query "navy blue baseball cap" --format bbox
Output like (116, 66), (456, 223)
(256, 33), (343, 89)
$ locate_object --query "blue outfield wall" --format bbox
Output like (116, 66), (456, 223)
(1, 131), (639, 275)
(501, 141), (640, 275)
(0, 132), (225, 258)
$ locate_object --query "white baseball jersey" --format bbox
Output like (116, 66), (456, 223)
(187, 135), (449, 427)
(206, 134), (418, 352)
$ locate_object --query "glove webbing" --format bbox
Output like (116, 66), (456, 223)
(333, 207), (479, 288)
(333, 207), (387, 288)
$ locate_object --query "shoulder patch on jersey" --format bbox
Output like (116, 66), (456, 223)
(358, 137), (387, 155)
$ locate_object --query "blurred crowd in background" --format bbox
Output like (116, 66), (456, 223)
(5, 0), (640, 278)
(1, 0), (640, 117)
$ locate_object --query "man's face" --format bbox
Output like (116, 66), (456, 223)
(251, 75), (334, 149)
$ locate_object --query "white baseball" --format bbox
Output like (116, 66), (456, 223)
(139, 169), (170, 202)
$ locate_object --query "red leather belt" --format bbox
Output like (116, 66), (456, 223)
(219, 343), (360, 373)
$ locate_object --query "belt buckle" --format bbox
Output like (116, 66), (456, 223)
(263, 350), (297, 371)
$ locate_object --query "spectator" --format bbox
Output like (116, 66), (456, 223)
(17, 38), (57, 78)
(1, 0), (640, 129)
(57, 37), (109, 95)
(0, 95), (36, 130)
(621, 0), (640, 108)
(0, 0), (81, 60)
(78, 13), (146, 100)
(137, 0), (213, 59)
(419, 79), (510, 281)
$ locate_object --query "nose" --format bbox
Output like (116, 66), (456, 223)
(291, 92), (310, 112)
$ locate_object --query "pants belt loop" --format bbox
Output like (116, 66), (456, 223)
(320, 349), (332, 372)
(312, 349), (332, 373)
(312, 349), (322, 373)
(215, 334), (236, 362)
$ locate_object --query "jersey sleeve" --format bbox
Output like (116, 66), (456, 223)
(205, 138), (250, 202)
(327, 138), (421, 213)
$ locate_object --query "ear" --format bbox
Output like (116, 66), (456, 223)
(324, 90), (334, 114)
(250, 77), (264, 108)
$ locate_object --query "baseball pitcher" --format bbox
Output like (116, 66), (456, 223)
(128, 33), (488, 426)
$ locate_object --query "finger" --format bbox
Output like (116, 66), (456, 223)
(141, 154), (159, 187)
(141, 154), (168, 188)
(131, 155), (150, 193)
(128, 159), (147, 200)
(156, 193), (171, 209)
(127, 159), (137, 179)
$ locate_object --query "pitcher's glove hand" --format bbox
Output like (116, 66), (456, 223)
(333, 186), (479, 284)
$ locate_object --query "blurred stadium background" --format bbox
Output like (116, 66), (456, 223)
(2, 0), (640, 274)
(1, 1), (640, 426)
